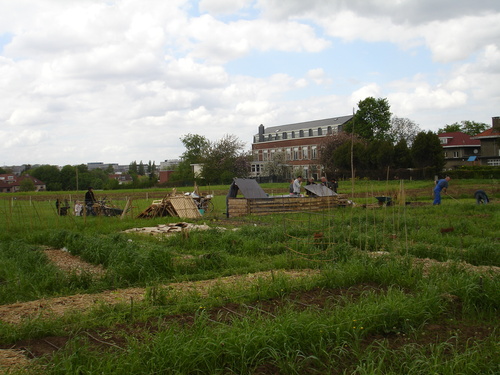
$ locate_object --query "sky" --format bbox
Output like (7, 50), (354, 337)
(1, 0), (499, 167)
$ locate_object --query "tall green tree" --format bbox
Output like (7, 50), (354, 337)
(60, 165), (77, 190)
(19, 178), (36, 192)
(331, 139), (367, 171)
(344, 97), (392, 141)
(411, 131), (445, 172)
(437, 123), (462, 134)
(319, 132), (360, 176)
(437, 120), (487, 135)
(393, 139), (413, 168)
(28, 165), (61, 191)
(171, 134), (210, 183)
(129, 161), (138, 175)
(201, 134), (250, 184)
(138, 161), (145, 176)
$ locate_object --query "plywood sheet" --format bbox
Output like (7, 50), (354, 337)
(169, 196), (202, 219)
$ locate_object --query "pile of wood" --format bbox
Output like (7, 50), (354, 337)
(124, 222), (210, 235)
(137, 194), (202, 219)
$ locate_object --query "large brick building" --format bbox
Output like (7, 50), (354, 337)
(251, 115), (353, 180)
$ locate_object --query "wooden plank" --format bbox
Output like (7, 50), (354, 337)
(169, 196), (202, 219)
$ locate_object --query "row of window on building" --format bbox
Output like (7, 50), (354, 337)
(253, 146), (318, 162)
(256, 126), (339, 143)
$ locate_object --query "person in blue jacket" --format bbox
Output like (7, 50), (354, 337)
(433, 176), (451, 205)
(474, 190), (489, 204)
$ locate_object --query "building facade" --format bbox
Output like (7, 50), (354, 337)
(472, 117), (500, 166)
(437, 132), (481, 169)
(251, 115), (353, 180)
(0, 174), (46, 193)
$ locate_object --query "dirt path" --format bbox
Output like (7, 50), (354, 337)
(0, 269), (320, 325)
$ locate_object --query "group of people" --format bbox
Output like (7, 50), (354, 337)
(433, 176), (489, 205)
(54, 186), (97, 216)
(289, 176), (338, 196)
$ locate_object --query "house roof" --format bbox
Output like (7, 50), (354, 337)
(0, 174), (46, 188)
(472, 127), (500, 139)
(438, 132), (480, 147)
(262, 115), (353, 134)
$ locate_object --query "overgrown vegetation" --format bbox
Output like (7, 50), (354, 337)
(0, 179), (498, 374)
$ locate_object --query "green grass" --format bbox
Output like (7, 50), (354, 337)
(0, 179), (499, 374)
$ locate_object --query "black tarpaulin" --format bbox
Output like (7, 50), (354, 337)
(304, 184), (337, 197)
(230, 178), (269, 199)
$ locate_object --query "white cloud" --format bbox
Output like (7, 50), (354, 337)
(351, 84), (381, 106)
(0, 0), (499, 165)
(199, 0), (253, 15)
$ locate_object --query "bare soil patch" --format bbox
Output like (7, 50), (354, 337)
(0, 269), (320, 325)
(43, 248), (105, 276)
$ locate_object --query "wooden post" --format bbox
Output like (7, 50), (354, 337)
(121, 198), (131, 220)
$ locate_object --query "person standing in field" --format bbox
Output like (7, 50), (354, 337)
(85, 186), (97, 215)
(433, 176), (451, 205)
(292, 176), (303, 196)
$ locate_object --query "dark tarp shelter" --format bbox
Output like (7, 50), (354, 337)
(226, 178), (268, 217)
(304, 184), (338, 197)
(227, 178), (269, 199)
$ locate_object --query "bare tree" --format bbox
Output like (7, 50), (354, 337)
(262, 151), (289, 182)
(390, 116), (421, 146)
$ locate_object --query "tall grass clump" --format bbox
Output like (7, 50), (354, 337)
(0, 240), (100, 304)
(42, 287), (446, 375)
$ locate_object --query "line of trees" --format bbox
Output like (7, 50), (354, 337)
(319, 97), (488, 179)
(22, 160), (158, 191)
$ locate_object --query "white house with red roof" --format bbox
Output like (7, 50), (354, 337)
(0, 174), (46, 193)
(437, 132), (481, 169)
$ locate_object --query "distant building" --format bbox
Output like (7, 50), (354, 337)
(437, 132), (481, 169)
(158, 170), (175, 184)
(108, 173), (133, 185)
(251, 115), (353, 179)
(159, 159), (181, 170)
(87, 162), (119, 171)
(0, 174), (46, 193)
(472, 117), (500, 166)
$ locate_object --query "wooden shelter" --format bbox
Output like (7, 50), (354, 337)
(137, 193), (202, 219)
(226, 178), (348, 217)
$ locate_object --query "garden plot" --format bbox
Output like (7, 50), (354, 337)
(0, 269), (319, 325)
(43, 248), (105, 276)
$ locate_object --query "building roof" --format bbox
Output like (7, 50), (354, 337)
(261, 115), (353, 134)
(438, 132), (480, 147)
(472, 127), (500, 139)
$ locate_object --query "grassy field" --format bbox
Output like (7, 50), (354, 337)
(0, 179), (499, 374)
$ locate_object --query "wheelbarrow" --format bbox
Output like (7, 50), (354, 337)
(375, 196), (392, 206)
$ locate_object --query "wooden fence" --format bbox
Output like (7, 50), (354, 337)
(227, 194), (348, 217)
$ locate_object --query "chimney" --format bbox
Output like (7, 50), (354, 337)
(492, 117), (500, 130)
(258, 124), (265, 142)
